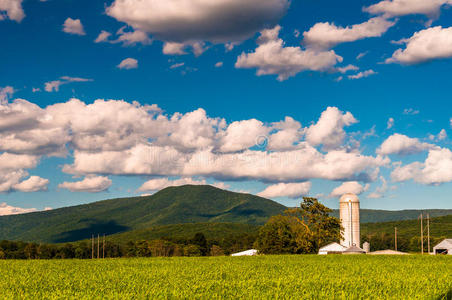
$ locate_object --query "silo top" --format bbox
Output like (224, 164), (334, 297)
(339, 193), (359, 203)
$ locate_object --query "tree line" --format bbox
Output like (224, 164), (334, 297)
(0, 197), (446, 258)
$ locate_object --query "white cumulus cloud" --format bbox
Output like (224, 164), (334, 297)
(235, 26), (342, 81)
(303, 17), (395, 49)
(306, 106), (357, 150)
(58, 176), (112, 193)
(364, 0), (452, 19)
(62, 18), (86, 35)
(106, 0), (290, 45)
(377, 133), (433, 155)
(0, 0), (24, 22)
(257, 182), (311, 199)
(117, 58), (138, 70)
(386, 26), (452, 64)
(329, 181), (369, 198)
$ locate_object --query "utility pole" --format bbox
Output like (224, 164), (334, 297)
(103, 234), (105, 259)
(420, 213), (423, 255)
(91, 234), (94, 259)
(427, 213), (430, 254)
(395, 227), (397, 251)
(97, 234), (100, 259)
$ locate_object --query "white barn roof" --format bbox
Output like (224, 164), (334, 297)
(318, 242), (346, 255)
(231, 249), (258, 256)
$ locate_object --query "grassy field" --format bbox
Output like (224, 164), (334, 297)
(1, 255), (451, 299)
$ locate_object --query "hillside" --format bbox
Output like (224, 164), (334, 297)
(361, 214), (452, 239)
(0, 185), (286, 243)
(331, 209), (452, 223)
(104, 223), (260, 244)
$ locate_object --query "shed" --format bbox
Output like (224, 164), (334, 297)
(368, 249), (409, 255)
(318, 242), (346, 255)
(433, 239), (452, 255)
(231, 249), (258, 256)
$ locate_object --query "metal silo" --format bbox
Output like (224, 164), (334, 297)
(339, 193), (360, 248)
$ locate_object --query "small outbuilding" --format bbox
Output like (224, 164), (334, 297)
(368, 249), (409, 255)
(433, 239), (452, 255)
(318, 242), (347, 255)
(231, 249), (258, 256)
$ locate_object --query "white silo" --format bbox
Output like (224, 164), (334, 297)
(339, 193), (360, 248)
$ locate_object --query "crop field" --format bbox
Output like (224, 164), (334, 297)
(1, 255), (451, 299)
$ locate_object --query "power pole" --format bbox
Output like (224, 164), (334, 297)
(395, 227), (397, 251)
(103, 234), (105, 259)
(91, 234), (94, 259)
(427, 213), (430, 254)
(420, 213), (423, 255)
(97, 234), (100, 259)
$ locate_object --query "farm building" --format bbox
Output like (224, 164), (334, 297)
(231, 249), (258, 256)
(318, 243), (346, 255)
(368, 250), (409, 255)
(433, 239), (452, 255)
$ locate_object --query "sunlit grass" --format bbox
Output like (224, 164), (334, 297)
(1, 255), (451, 299)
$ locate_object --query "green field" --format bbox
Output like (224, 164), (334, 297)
(1, 255), (451, 299)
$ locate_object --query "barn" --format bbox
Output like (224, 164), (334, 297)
(318, 242), (346, 255)
(433, 239), (452, 255)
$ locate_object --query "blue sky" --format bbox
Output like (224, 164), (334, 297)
(1, 0), (452, 214)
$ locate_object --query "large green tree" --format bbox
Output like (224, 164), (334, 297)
(256, 197), (341, 254)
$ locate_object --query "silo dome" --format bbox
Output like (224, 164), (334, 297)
(340, 193), (359, 203)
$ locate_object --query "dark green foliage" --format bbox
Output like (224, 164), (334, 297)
(255, 215), (297, 254)
(256, 197), (341, 254)
(191, 233), (208, 256)
(0, 185), (286, 243)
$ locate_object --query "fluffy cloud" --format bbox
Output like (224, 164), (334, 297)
(0, 0), (24, 22)
(63, 144), (387, 184)
(337, 65), (359, 74)
(117, 58), (138, 70)
(94, 30), (111, 43)
(162, 41), (206, 56)
(106, 0), (289, 44)
(267, 117), (303, 151)
(58, 176), (112, 193)
(0, 202), (37, 216)
(236, 26), (342, 81)
(386, 26), (452, 64)
(62, 18), (85, 35)
(364, 0), (452, 19)
(44, 76), (93, 92)
(391, 148), (452, 185)
(303, 17), (395, 49)
(306, 107), (357, 150)
(219, 119), (270, 152)
(348, 69), (377, 80)
(329, 181), (369, 198)
(257, 182), (311, 199)
(12, 176), (49, 192)
(377, 133), (433, 155)
(0, 97), (387, 190)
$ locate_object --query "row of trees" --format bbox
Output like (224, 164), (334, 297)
(0, 232), (255, 259)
